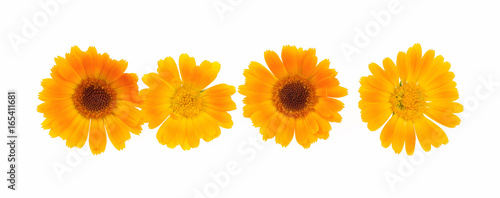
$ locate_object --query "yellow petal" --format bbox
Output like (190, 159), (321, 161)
(405, 120), (416, 155)
(200, 113), (222, 142)
(413, 49), (435, 83)
(157, 56), (181, 86)
(396, 51), (407, 82)
(425, 107), (461, 128)
(191, 60), (220, 90)
(369, 63), (393, 86)
(405, 43), (422, 83)
(391, 117), (406, 154)
(204, 107), (233, 129)
(178, 53), (196, 87)
(382, 57), (400, 86)
(426, 102), (463, 114)
(380, 114), (398, 148)
(186, 118), (200, 149)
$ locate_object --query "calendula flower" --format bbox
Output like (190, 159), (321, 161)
(38, 46), (143, 155)
(359, 43), (463, 155)
(141, 54), (236, 150)
(239, 45), (347, 148)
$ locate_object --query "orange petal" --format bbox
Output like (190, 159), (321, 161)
(295, 117), (311, 148)
(65, 117), (90, 149)
(275, 117), (295, 147)
(244, 61), (278, 86)
(281, 45), (299, 75)
(300, 49), (317, 77)
(259, 112), (281, 140)
(311, 112), (331, 140)
(264, 50), (287, 79)
(104, 115), (131, 150)
(89, 118), (107, 155)
(55, 56), (82, 84)
(104, 59), (128, 84)
(316, 86), (348, 98)
(113, 100), (143, 135)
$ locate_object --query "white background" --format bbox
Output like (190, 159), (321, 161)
(1, 0), (500, 197)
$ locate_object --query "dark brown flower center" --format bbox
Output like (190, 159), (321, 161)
(73, 78), (116, 119)
(272, 75), (317, 117)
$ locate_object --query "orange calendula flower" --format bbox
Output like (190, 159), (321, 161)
(359, 43), (463, 155)
(141, 54), (236, 150)
(38, 46), (143, 155)
(239, 45), (348, 148)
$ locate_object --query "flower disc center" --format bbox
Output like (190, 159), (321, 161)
(73, 78), (117, 119)
(390, 82), (426, 121)
(171, 87), (203, 118)
(272, 75), (317, 117)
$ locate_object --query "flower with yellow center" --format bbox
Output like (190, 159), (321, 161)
(359, 43), (463, 155)
(38, 46), (143, 155)
(141, 54), (236, 150)
(239, 45), (348, 148)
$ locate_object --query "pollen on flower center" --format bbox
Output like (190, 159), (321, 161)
(272, 75), (317, 118)
(390, 82), (426, 121)
(73, 78), (117, 119)
(171, 87), (203, 118)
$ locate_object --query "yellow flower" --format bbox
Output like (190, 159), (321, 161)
(141, 54), (236, 150)
(38, 46), (143, 155)
(359, 43), (463, 155)
(239, 45), (347, 148)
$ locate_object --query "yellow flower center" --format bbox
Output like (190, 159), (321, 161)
(272, 75), (317, 118)
(171, 87), (203, 118)
(73, 78), (117, 119)
(390, 82), (426, 121)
